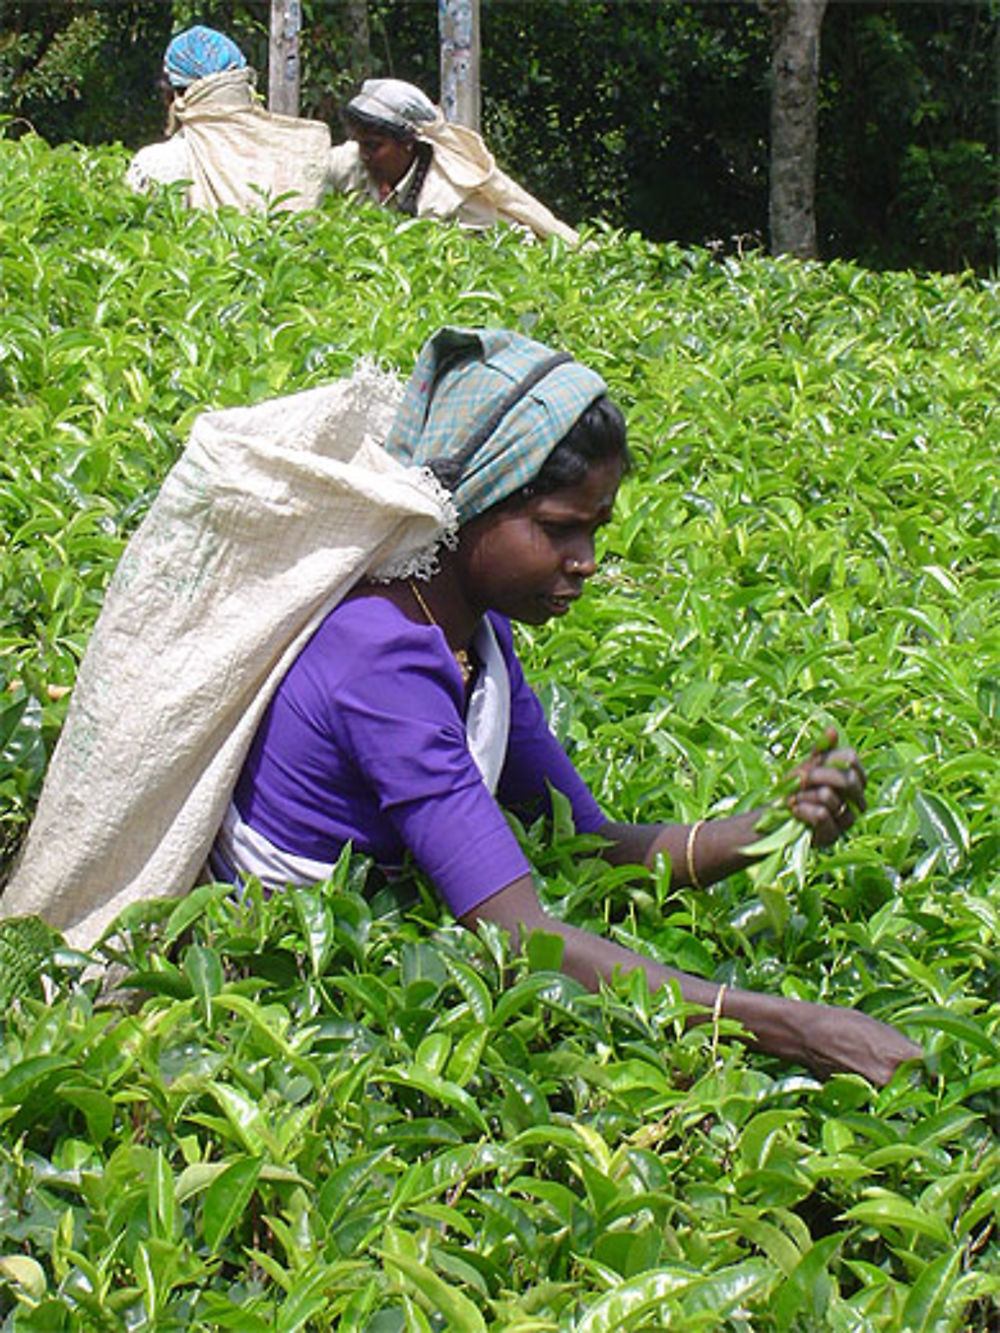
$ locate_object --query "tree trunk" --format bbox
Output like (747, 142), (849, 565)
(439, 0), (480, 130)
(269, 0), (301, 117)
(763, 0), (828, 258)
(344, 0), (371, 90)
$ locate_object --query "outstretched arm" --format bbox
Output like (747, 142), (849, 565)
(599, 734), (868, 887)
(461, 874), (921, 1086)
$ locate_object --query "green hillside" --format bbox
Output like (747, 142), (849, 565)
(1, 133), (999, 1330)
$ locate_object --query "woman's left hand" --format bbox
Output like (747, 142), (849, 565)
(789, 728), (867, 848)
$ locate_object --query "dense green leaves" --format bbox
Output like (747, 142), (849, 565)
(2, 872), (996, 1331)
(1, 132), (999, 1329)
(6, 2), (996, 271)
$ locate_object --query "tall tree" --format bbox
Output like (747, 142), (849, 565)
(818, 1), (998, 273)
(268, 0), (301, 115)
(439, 0), (480, 129)
(344, 0), (370, 90)
(762, 0), (828, 258)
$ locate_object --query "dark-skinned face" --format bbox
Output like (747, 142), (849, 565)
(453, 456), (624, 625)
(349, 128), (416, 190)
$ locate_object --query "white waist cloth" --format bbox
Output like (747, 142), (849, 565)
(211, 615), (511, 890)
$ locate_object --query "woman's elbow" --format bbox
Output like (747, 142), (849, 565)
(458, 874), (548, 946)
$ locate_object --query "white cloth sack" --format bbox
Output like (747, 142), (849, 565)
(173, 68), (331, 212)
(416, 115), (579, 244)
(1, 364), (453, 948)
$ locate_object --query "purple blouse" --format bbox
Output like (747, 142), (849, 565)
(233, 593), (606, 916)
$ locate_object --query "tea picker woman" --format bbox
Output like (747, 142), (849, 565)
(326, 79), (578, 243)
(125, 24), (330, 212)
(209, 327), (920, 1086)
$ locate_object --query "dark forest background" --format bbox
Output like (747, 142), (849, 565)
(1, 0), (997, 273)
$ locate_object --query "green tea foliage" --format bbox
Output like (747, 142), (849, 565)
(6, 2), (997, 271)
(1, 133), (999, 1329)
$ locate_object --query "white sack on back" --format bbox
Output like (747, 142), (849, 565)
(1, 363), (452, 949)
(175, 68), (332, 213)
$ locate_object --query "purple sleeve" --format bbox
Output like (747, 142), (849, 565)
(491, 615), (606, 834)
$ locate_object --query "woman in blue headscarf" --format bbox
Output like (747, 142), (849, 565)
(125, 24), (330, 212)
(161, 24), (247, 89)
(211, 327), (920, 1087)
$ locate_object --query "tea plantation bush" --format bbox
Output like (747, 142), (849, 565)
(1, 132), (999, 1330)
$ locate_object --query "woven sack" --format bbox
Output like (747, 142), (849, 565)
(1, 364), (451, 948)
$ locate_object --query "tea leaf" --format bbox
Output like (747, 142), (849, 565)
(202, 1155), (262, 1252)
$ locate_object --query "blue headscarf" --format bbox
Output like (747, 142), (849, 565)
(164, 26), (247, 89)
(385, 328), (608, 524)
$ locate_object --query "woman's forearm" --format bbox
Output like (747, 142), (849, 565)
(521, 913), (802, 1058)
(598, 739), (867, 886)
(546, 917), (918, 1083)
(462, 878), (922, 1085)
(599, 812), (765, 888)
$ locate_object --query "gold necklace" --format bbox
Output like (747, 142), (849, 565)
(407, 580), (473, 686)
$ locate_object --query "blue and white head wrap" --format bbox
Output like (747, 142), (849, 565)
(163, 25), (247, 89)
(385, 328), (608, 524)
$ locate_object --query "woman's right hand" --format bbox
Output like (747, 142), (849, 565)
(788, 728), (868, 849)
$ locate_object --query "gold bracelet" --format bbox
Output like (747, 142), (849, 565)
(685, 819), (706, 890)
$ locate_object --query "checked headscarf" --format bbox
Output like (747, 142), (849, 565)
(385, 328), (607, 523)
